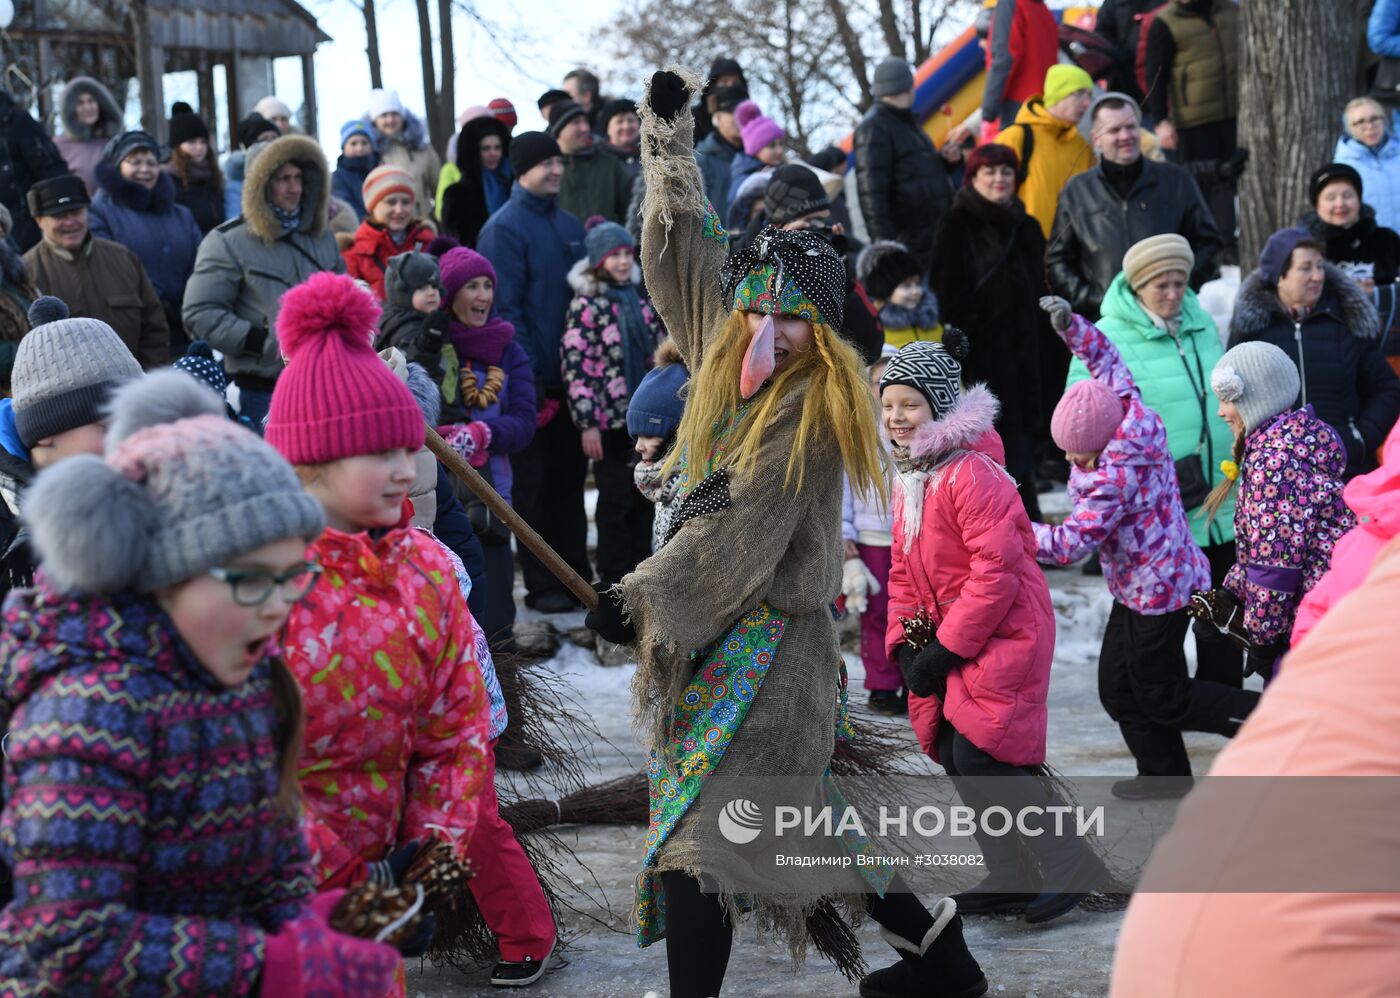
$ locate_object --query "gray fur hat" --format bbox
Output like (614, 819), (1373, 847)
(1210, 341), (1301, 435)
(25, 371), (325, 594)
(383, 251), (442, 309)
(13, 296), (144, 449)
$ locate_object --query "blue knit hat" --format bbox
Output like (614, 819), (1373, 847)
(585, 215), (635, 269)
(626, 362), (687, 439)
(1258, 226), (1313, 285)
(172, 340), (229, 398)
(340, 119), (373, 150)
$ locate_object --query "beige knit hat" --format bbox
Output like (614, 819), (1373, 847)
(1122, 234), (1193, 291)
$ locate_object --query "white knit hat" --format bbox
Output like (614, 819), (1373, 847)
(1211, 342), (1301, 434)
(367, 88), (405, 120)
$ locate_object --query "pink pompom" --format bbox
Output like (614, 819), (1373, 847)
(734, 100), (761, 128)
(276, 271), (382, 359)
(585, 214), (607, 232)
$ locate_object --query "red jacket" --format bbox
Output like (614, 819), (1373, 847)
(984, 0), (1061, 112)
(886, 385), (1056, 766)
(282, 522), (491, 887)
(342, 219), (435, 300)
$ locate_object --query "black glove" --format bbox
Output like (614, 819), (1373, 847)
(648, 70), (689, 123)
(421, 309), (450, 344)
(367, 839), (422, 887)
(585, 584), (636, 645)
(1219, 146), (1249, 181)
(1244, 644), (1284, 682)
(245, 321), (269, 357)
(898, 638), (964, 699)
(395, 909), (437, 958)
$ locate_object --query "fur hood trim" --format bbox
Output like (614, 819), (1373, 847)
(567, 256), (644, 296)
(878, 288), (940, 331)
(59, 76), (122, 140)
(1230, 260), (1380, 342)
(241, 134), (331, 245)
(907, 384), (999, 461)
(94, 160), (178, 213)
(366, 108), (433, 155)
(405, 361), (440, 426)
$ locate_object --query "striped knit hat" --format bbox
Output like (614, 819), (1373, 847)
(362, 164), (417, 215)
(265, 272), (424, 464)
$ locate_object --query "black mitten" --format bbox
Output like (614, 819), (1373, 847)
(649, 71), (690, 123)
(395, 910), (437, 958)
(585, 584), (636, 645)
(421, 309), (450, 343)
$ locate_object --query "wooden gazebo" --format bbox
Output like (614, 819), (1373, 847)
(2, 0), (330, 144)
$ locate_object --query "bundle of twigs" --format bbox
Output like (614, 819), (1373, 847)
(501, 772), (649, 833)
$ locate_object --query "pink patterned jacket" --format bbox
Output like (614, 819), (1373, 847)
(1033, 314), (1209, 613)
(282, 522), (491, 887)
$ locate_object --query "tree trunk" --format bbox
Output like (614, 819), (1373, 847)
(363, 0), (384, 90)
(826, 0), (872, 110)
(437, 0), (455, 148)
(415, 0), (442, 150)
(1239, 1), (1362, 265)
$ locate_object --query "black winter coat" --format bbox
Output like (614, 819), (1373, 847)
(1229, 261), (1400, 478)
(1046, 158), (1222, 320)
(853, 103), (954, 264)
(0, 93), (69, 252)
(931, 187), (1059, 434)
(441, 116), (513, 248)
(1300, 206), (1400, 287)
(1092, 0), (1163, 102)
(172, 174), (226, 236)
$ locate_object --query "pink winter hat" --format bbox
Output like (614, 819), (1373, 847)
(266, 272), (425, 465)
(737, 100), (784, 157)
(1050, 378), (1125, 454)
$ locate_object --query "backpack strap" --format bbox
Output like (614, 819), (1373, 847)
(1014, 122), (1034, 186)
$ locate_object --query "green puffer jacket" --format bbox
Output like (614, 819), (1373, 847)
(1066, 272), (1235, 547)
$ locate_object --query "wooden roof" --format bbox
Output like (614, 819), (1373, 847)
(12, 0), (330, 56)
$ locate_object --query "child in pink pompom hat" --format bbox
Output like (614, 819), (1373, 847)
(727, 100), (787, 221)
(1033, 294), (1256, 801)
(268, 272), (492, 952)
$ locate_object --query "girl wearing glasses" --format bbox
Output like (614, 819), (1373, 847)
(265, 275), (492, 928)
(0, 371), (404, 994)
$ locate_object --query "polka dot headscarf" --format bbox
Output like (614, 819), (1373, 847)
(721, 226), (846, 330)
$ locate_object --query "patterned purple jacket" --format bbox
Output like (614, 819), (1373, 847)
(1034, 314), (1209, 613)
(1223, 406), (1355, 647)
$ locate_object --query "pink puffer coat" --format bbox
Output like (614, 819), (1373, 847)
(885, 385), (1056, 766)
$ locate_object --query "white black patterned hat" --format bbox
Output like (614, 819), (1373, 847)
(878, 329), (971, 418)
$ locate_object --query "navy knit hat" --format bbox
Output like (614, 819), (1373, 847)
(509, 131), (561, 179)
(1257, 226), (1315, 284)
(585, 215), (634, 268)
(101, 130), (159, 165)
(627, 361), (688, 439)
(172, 341), (229, 398)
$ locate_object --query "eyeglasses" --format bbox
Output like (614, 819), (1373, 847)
(209, 562), (322, 607)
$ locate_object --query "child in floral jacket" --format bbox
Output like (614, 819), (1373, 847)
(562, 216), (667, 585)
(265, 273), (490, 893)
(1035, 296), (1260, 799)
(0, 369), (402, 995)
(1202, 340), (1356, 679)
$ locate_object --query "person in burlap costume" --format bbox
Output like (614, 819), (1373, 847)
(584, 68), (988, 998)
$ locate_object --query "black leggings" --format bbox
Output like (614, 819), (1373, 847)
(660, 872), (936, 996)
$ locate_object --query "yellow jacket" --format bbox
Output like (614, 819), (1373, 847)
(995, 98), (1095, 240)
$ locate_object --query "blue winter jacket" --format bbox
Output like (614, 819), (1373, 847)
(222, 150), (246, 219)
(88, 163), (203, 305)
(1333, 129), (1400, 234)
(727, 152), (765, 219)
(475, 186), (585, 395)
(1370, 0), (1400, 58)
(332, 152), (376, 221)
(697, 131), (740, 223)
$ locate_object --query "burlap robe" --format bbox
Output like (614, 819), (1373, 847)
(620, 71), (882, 957)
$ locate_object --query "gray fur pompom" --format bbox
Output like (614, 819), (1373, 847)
(105, 368), (224, 452)
(25, 456), (156, 594)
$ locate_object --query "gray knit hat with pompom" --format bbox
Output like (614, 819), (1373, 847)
(13, 296), (144, 449)
(1210, 341), (1301, 435)
(25, 370), (325, 593)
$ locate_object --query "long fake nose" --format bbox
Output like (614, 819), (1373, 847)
(740, 314), (775, 399)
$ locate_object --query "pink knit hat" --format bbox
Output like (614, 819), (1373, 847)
(439, 246), (498, 301)
(737, 100), (784, 157)
(266, 272), (425, 464)
(1050, 378), (1125, 454)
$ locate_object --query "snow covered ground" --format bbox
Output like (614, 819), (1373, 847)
(408, 487), (1256, 997)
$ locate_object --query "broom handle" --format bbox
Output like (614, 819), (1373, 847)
(424, 426), (600, 612)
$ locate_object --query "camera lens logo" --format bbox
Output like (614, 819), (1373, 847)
(718, 798), (764, 844)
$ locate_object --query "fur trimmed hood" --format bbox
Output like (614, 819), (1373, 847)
(59, 76), (122, 141)
(240, 134), (331, 245)
(904, 384), (1000, 464)
(405, 360), (440, 426)
(567, 256), (643, 296)
(366, 108), (433, 155)
(1230, 260), (1380, 342)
